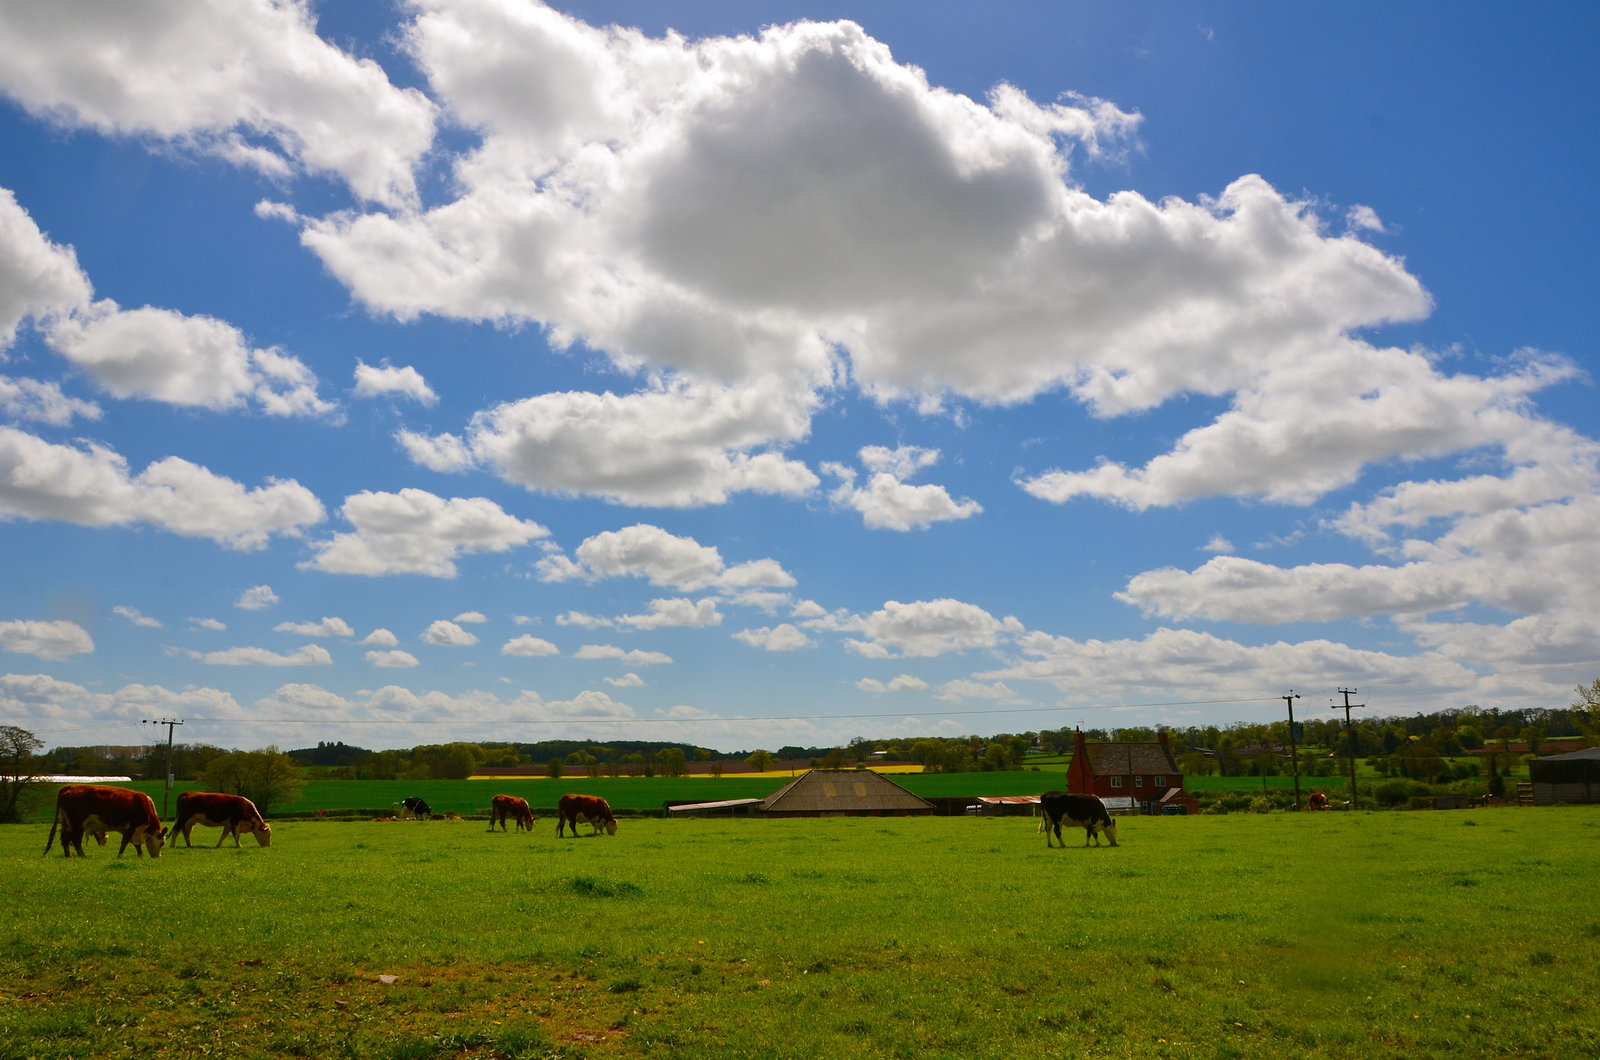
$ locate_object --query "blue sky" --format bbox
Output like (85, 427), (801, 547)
(2, 1), (1597, 754)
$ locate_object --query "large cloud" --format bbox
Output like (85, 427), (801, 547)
(301, 8), (1421, 412)
(0, 426), (324, 548)
(1020, 345), (1583, 509)
(402, 378), (819, 507)
(305, 488), (549, 577)
(0, 0), (436, 205)
(826, 445), (980, 531)
(539, 523), (793, 593)
(2, 186), (334, 416)
(0, 187), (92, 346)
(0, 619), (93, 659)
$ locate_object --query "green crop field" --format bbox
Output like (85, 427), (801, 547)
(5, 807), (1597, 1059)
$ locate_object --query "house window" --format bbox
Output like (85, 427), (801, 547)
(1110, 776), (1123, 789)
(1154, 775), (1166, 787)
(1134, 775), (1143, 788)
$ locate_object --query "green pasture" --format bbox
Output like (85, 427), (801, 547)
(5, 806), (1597, 1059)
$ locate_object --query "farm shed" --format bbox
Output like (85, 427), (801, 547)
(1066, 728), (1191, 812)
(664, 798), (763, 817)
(1529, 746), (1600, 805)
(760, 769), (934, 817)
(975, 795), (1039, 817)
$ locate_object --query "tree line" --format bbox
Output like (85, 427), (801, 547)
(7, 683), (1597, 821)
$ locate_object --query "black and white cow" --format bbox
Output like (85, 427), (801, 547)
(398, 796), (432, 820)
(1039, 791), (1118, 848)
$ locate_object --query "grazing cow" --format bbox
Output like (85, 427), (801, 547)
(557, 793), (617, 837)
(171, 791), (272, 848)
(398, 796), (432, 820)
(1039, 791), (1118, 848)
(1307, 792), (1330, 811)
(489, 794), (535, 833)
(44, 784), (167, 859)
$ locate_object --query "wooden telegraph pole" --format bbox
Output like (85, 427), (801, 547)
(1336, 689), (1364, 810)
(143, 717), (183, 817)
(1281, 691), (1302, 811)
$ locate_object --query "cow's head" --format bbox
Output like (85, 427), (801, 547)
(251, 821), (273, 847)
(144, 827), (168, 858)
(1101, 817), (1119, 847)
(603, 818), (618, 836)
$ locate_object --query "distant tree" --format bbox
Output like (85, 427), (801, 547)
(200, 747), (305, 814)
(1455, 722), (1484, 750)
(745, 749), (774, 773)
(812, 747), (844, 770)
(1494, 726), (1515, 753)
(1521, 725), (1546, 757)
(656, 747), (687, 777)
(0, 726), (46, 824)
(546, 758), (564, 779)
(1179, 751), (1215, 777)
(1574, 679), (1600, 726)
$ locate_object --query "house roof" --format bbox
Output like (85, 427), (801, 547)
(760, 769), (933, 814)
(1085, 741), (1179, 775)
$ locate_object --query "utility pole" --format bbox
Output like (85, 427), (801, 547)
(1336, 689), (1364, 810)
(143, 718), (183, 817)
(1281, 691), (1302, 811)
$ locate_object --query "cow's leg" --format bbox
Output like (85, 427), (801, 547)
(62, 820), (83, 857)
(116, 830), (134, 858)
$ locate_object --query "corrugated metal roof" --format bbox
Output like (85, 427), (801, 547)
(665, 798), (764, 814)
(976, 796), (1041, 805)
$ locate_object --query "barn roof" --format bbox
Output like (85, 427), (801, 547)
(1084, 741), (1179, 775)
(1536, 746), (1600, 762)
(760, 769), (933, 814)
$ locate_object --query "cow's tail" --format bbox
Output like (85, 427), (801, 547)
(42, 796), (62, 857)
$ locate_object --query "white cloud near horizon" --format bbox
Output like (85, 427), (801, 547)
(273, 617), (355, 638)
(197, 643), (333, 667)
(0, 619), (94, 658)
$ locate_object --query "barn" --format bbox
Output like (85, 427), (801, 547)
(1066, 728), (1197, 814)
(759, 768), (934, 817)
(1529, 747), (1600, 805)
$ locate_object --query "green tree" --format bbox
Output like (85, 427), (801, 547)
(656, 747), (687, 777)
(1520, 725), (1545, 757)
(546, 758), (564, 779)
(745, 749), (774, 773)
(0, 726), (46, 824)
(200, 747), (305, 814)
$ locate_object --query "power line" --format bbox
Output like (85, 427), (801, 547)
(178, 695), (1284, 728)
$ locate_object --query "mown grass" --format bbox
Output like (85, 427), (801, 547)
(4, 807), (1597, 1058)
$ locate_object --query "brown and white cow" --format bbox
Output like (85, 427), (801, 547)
(557, 793), (616, 837)
(489, 794), (535, 833)
(44, 784), (167, 859)
(170, 791), (272, 848)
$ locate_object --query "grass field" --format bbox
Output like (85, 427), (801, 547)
(5, 806), (1597, 1059)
